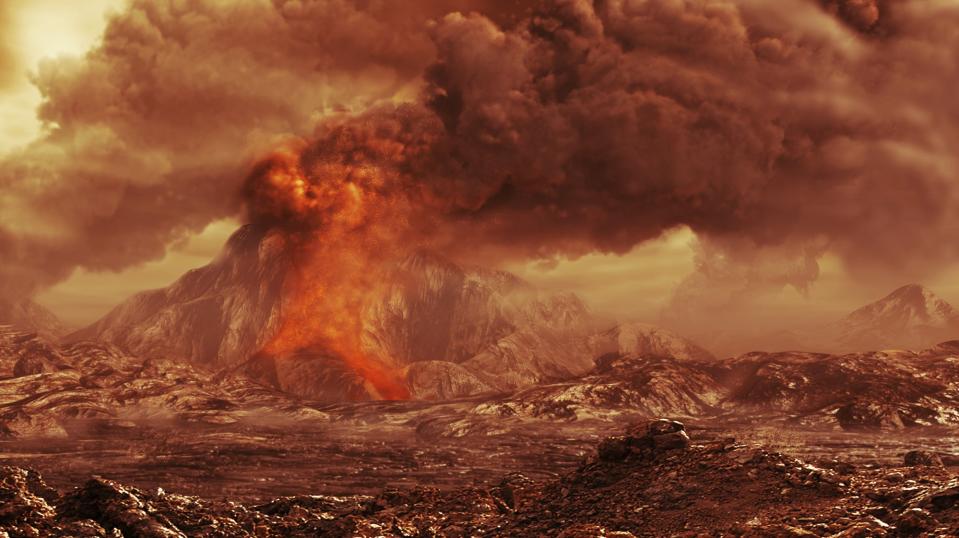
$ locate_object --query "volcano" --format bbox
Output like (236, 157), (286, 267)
(69, 225), (664, 401)
(835, 284), (959, 351)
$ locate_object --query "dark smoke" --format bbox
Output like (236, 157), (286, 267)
(249, 0), (959, 280)
(0, 0), (442, 300)
(4, 0), (959, 313)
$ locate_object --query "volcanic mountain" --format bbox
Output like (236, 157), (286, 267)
(693, 284), (959, 356)
(834, 284), (959, 352)
(70, 224), (705, 401)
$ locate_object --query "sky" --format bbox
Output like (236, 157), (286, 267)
(2, 0), (958, 347)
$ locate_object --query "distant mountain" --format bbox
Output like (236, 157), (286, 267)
(834, 284), (959, 351)
(0, 300), (67, 339)
(591, 322), (716, 363)
(689, 284), (959, 356)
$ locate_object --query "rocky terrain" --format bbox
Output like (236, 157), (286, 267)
(6, 323), (959, 442)
(0, 326), (325, 439)
(2, 420), (958, 537)
(2, 226), (959, 535)
(1, 321), (958, 502)
(449, 340), (959, 435)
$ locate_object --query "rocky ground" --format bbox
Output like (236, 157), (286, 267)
(0, 327), (325, 439)
(2, 420), (959, 537)
(4, 325), (959, 535)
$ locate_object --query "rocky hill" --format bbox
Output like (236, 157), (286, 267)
(0, 326), (321, 438)
(0, 300), (67, 339)
(835, 284), (959, 352)
(442, 341), (959, 435)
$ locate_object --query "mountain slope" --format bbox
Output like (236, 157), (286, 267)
(68, 225), (287, 367)
(689, 284), (959, 356)
(835, 284), (959, 351)
(0, 300), (67, 339)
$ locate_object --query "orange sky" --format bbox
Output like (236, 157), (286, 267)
(3, 0), (958, 337)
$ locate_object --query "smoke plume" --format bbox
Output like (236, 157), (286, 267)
(248, 0), (959, 270)
(236, 0), (959, 389)
(3, 1), (959, 367)
(0, 0), (448, 300)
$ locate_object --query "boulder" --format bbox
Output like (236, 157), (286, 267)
(903, 450), (944, 467)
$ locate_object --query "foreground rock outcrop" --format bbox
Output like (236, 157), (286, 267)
(0, 327), (321, 438)
(2, 420), (958, 537)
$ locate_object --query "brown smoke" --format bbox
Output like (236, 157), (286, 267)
(251, 0), (959, 267)
(236, 0), (959, 388)
(820, 0), (880, 30)
(0, 0), (450, 301)
(3, 0), (959, 323)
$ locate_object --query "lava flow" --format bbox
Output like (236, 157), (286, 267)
(244, 122), (425, 400)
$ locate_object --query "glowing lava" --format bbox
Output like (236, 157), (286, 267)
(245, 125), (421, 400)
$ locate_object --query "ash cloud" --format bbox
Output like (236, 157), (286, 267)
(5, 0), (959, 317)
(0, 0), (448, 301)
(250, 0), (959, 279)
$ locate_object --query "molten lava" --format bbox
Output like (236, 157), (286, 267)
(246, 128), (422, 400)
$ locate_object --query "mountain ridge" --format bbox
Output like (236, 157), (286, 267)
(0, 300), (68, 339)
(65, 224), (707, 401)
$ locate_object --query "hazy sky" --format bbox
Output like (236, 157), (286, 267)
(2, 0), (958, 337)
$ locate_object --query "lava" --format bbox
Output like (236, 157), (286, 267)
(245, 126), (421, 400)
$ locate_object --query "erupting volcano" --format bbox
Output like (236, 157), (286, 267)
(6, 0), (959, 535)
(242, 118), (438, 400)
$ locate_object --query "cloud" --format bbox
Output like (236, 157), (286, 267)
(5, 0), (959, 321)
(0, 0), (451, 300)
(257, 0), (957, 264)
(0, 2), (18, 89)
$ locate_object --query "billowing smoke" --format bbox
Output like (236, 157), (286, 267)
(248, 0), (959, 270)
(3, 0), (959, 339)
(237, 0), (959, 389)
(0, 0), (454, 300)
(820, 0), (882, 32)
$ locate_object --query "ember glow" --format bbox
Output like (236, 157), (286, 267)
(245, 124), (426, 400)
